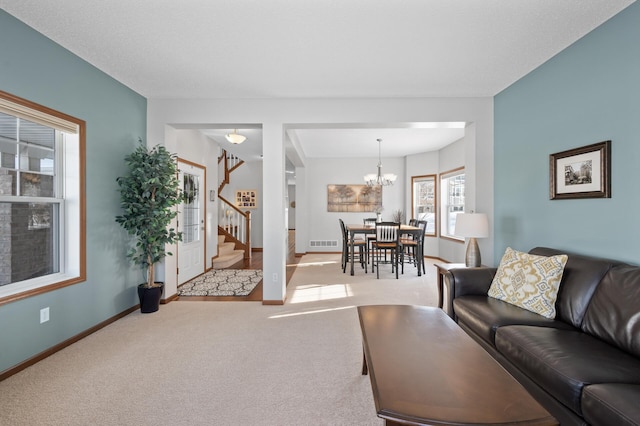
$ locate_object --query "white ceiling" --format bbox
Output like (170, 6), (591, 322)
(1, 0), (634, 163)
(291, 124), (467, 158)
(201, 124), (466, 164)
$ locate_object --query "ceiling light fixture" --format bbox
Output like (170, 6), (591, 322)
(364, 138), (396, 186)
(225, 129), (247, 144)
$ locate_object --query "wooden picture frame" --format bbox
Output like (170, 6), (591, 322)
(549, 141), (611, 200)
(235, 189), (257, 209)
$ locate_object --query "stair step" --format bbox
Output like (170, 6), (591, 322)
(212, 251), (245, 269)
(219, 242), (237, 256)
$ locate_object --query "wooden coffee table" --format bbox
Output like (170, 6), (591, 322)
(358, 305), (558, 425)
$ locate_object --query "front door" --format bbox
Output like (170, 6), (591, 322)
(178, 161), (206, 284)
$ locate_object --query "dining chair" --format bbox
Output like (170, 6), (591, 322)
(402, 218), (419, 253)
(416, 220), (428, 273)
(372, 221), (400, 279)
(364, 217), (378, 226)
(400, 220), (427, 274)
(339, 219), (367, 273)
(363, 217), (378, 267)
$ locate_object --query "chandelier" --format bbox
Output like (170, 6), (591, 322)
(225, 129), (247, 144)
(364, 138), (396, 186)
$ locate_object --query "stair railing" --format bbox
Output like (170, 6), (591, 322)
(218, 148), (244, 193)
(218, 195), (251, 259)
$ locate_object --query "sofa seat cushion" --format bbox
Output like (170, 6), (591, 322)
(495, 325), (640, 416)
(582, 384), (640, 426)
(453, 295), (572, 346)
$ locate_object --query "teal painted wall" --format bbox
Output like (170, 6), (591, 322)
(494, 3), (640, 265)
(0, 11), (146, 373)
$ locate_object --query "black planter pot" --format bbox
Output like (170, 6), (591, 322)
(137, 283), (164, 313)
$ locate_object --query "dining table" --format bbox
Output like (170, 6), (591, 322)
(346, 224), (424, 277)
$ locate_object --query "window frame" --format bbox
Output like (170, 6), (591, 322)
(410, 174), (437, 237)
(0, 90), (86, 306)
(439, 167), (465, 242)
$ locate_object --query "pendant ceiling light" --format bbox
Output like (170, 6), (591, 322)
(225, 129), (247, 144)
(364, 138), (396, 186)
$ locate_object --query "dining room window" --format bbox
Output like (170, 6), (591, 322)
(440, 167), (465, 240)
(0, 90), (85, 305)
(411, 174), (436, 236)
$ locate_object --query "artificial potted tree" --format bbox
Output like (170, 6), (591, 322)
(116, 140), (182, 313)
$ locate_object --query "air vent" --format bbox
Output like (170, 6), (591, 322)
(310, 240), (339, 248)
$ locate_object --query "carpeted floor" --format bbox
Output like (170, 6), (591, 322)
(177, 269), (263, 296)
(0, 253), (439, 425)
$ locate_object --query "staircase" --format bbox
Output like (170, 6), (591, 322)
(213, 235), (245, 269)
(214, 148), (252, 268)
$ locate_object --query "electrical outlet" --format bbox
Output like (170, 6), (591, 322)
(272, 273), (278, 282)
(40, 307), (50, 324)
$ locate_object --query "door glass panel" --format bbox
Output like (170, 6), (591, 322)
(182, 173), (200, 244)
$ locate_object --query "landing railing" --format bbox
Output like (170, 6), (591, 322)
(218, 195), (251, 259)
(218, 149), (244, 193)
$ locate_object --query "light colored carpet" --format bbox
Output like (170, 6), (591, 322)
(178, 269), (263, 296)
(0, 254), (439, 426)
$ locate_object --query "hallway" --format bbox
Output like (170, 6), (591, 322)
(177, 230), (299, 302)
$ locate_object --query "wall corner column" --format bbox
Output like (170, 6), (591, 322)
(262, 123), (287, 303)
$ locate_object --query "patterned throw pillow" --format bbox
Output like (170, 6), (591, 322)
(488, 247), (568, 319)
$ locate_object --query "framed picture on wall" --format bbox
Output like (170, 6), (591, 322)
(549, 140), (611, 200)
(235, 189), (257, 209)
(326, 184), (382, 212)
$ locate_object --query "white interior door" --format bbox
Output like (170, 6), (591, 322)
(178, 161), (206, 284)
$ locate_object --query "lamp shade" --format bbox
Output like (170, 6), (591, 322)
(455, 213), (489, 238)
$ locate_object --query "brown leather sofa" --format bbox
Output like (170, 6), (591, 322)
(448, 247), (640, 426)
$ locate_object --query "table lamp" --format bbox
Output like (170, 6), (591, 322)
(455, 213), (489, 267)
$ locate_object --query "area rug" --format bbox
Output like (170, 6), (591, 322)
(178, 269), (263, 296)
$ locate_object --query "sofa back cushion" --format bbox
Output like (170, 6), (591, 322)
(583, 265), (640, 357)
(528, 247), (624, 328)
